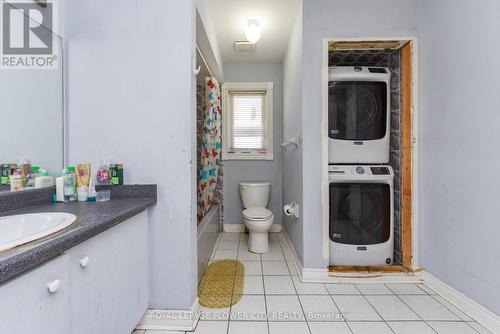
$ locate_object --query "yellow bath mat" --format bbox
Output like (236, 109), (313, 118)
(198, 259), (245, 308)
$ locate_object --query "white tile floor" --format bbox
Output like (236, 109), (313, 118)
(135, 232), (492, 334)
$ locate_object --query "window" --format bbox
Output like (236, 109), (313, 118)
(222, 82), (273, 160)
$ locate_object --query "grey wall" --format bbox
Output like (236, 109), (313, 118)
(301, 0), (420, 268)
(222, 63), (283, 227)
(64, 0), (198, 310)
(282, 5), (304, 263)
(420, 0), (500, 314)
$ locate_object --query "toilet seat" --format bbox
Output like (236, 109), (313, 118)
(243, 207), (273, 221)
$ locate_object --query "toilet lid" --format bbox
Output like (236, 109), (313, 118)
(243, 207), (273, 220)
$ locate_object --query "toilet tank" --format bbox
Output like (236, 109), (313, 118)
(240, 182), (271, 208)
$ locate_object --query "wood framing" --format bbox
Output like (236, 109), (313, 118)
(329, 265), (413, 274)
(329, 40), (407, 52)
(401, 42), (413, 268)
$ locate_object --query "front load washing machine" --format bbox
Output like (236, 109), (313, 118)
(328, 66), (391, 164)
(329, 165), (394, 266)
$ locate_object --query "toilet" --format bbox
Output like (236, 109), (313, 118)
(240, 181), (274, 253)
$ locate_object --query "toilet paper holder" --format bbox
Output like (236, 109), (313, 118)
(283, 201), (300, 218)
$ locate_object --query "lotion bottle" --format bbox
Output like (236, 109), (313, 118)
(56, 176), (64, 202)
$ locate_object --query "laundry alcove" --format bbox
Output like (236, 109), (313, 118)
(324, 39), (417, 273)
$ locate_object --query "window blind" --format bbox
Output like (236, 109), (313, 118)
(228, 91), (267, 151)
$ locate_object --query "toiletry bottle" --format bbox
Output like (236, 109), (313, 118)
(56, 175), (65, 202)
(9, 168), (24, 192)
(62, 169), (76, 202)
(67, 166), (78, 199)
(109, 163), (124, 185)
(26, 165), (40, 188)
(19, 158), (31, 187)
(96, 159), (110, 185)
(0, 164), (16, 185)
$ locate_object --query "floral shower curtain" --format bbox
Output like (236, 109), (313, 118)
(197, 77), (222, 222)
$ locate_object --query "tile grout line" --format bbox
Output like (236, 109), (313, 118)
(281, 232), (313, 334)
(427, 291), (474, 320)
(227, 232), (243, 333)
(386, 285), (440, 334)
(357, 284), (397, 334)
(325, 285), (355, 334)
(260, 240), (271, 334)
(424, 293), (482, 333)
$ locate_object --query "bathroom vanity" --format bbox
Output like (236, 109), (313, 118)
(0, 186), (156, 334)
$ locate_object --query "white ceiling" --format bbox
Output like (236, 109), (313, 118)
(206, 0), (300, 64)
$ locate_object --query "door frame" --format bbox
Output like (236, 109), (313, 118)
(322, 37), (420, 270)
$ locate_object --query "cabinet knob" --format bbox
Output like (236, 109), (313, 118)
(47, 279), (61, 293)
(79, 256), (90, 268)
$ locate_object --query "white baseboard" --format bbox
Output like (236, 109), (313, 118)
(279, 227), (304, 278)
(223, 223), (245, 233)
(421, 271), (500, 333)
(135, 298), (200, 331)
(223, 223), (282, 233)
(280, 228), (329, 282)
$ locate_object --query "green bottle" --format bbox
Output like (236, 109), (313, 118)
(67, 166), (78, 200)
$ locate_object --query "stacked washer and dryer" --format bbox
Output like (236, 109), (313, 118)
(328, 66), (395, 266)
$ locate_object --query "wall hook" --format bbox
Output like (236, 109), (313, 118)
(281, 136), (300, 151)
(193, 58), (201, 75)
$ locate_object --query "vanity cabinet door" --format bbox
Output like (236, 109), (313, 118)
(0, 255), (70, 334)
(69, 211), (148, 334)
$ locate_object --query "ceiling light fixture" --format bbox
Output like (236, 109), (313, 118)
(246, 19), (261, 44)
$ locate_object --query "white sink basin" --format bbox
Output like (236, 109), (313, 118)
(0, 212), (77, 252)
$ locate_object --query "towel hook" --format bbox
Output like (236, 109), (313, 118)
(193, 58), (201, 75)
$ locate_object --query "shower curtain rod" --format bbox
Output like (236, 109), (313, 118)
(196, 44), (213, 78)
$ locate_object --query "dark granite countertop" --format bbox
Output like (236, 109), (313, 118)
(0, 186), (156, 285)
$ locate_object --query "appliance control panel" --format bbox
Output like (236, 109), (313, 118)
(328, 165), (391, 176)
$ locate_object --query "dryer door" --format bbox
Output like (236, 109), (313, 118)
(329, 182), (391, 245)
(328, 81), (387, 141)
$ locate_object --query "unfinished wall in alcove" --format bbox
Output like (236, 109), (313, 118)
(329, 49), (403, 264)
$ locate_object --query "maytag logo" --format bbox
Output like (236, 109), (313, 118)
(1, 1), (58, 69)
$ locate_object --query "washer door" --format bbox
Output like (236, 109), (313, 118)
(328, 81), (387, 141)
(329, 183), (391, 245)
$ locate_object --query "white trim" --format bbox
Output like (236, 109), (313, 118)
(222, 223), (282, 233)
(321, 37), (420, 269)
(280, 228), (329, 282)
(421, 271), (500, 333)
(280, 227), (305, 279)
(270, 224), (282, 233)
(136, 298), (200, 331)
(221, 82), (274, 161)
(223, 224), (245, 233)
(302, 268), (330, 282)
(321, 39), (330, 261)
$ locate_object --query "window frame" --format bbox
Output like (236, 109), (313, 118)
(222, 82), (274, 161)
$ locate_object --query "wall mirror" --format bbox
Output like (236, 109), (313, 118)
(0, 2), (63, 192)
